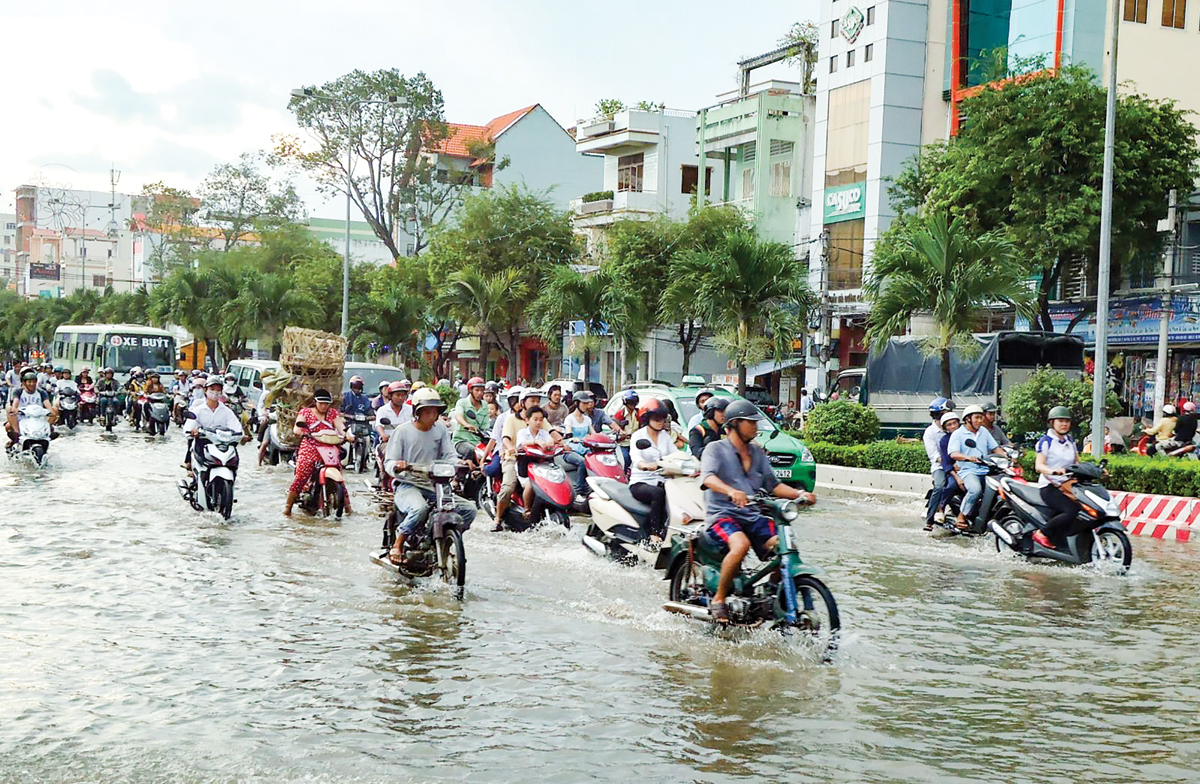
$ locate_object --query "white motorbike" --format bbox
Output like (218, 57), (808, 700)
(9, 405), (53, 467)
(55, 381), (80, 430)
(582, 449), (705, 565)
(177, 426), (241, 519)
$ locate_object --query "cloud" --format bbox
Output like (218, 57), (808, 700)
(131, 138), (221, 181)
(72, 69), (161, 124)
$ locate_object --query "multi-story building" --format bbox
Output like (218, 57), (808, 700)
(807, 0), (1200, 393)
(569, 105), (717, 253)
(1, 213), (17, 291)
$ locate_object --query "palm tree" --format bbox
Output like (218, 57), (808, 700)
(151, 267), (213, 369)
(668, 231), (814, 394)
(230, 271), (319, 359)
(350, 283), (425, 365)
(865, 211), (1036, 398)
(438, 268), (527, 380)
(528, 265), (634, 384)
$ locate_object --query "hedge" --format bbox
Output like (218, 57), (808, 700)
(806, 439), (1200, 498)
(581, 190), (614, 203)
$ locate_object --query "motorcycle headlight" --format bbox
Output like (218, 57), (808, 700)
(597, 454), (619, 467)
(780, 500), (800, 521)
(800, 446), (814, 464)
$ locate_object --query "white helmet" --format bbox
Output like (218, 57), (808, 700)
(1163, 404), (1177, 416)
(411, 387), (446, 413)
(962, 404), (984, 418)
(940, 411), (961, 427)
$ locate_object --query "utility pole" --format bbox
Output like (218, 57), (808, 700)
(817, 228), (831, 392)
(1089, 0), (1120, 456)
(1154, 189), (1179, 418)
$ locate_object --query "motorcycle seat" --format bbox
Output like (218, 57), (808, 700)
(595, 478), (651, 519)
(1007, 481), (1053, 511)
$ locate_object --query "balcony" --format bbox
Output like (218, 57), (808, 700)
(569, 190), (662, 228)
(698, 85), (808, 155)
(575, 109), (665, 155)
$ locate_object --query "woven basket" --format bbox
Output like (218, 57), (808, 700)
(280, 327), (347, 374)
(269, 366), (345, 446)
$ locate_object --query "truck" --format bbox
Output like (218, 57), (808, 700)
(829, 331), (1085, 438)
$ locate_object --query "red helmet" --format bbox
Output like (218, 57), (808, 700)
(637, 398), (670, 427)
(387, 381), (409, 394)
(467, 376), (485, 388)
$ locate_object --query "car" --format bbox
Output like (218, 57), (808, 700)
(603, 383), (815, 492)
(227, 359), (408, 402)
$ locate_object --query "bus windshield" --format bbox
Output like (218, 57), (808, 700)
(104, 335), (175, 373)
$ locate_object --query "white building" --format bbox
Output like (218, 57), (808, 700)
(1, 213), (17, 291)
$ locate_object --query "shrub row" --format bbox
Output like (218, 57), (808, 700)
(806, 439), (1200, 498)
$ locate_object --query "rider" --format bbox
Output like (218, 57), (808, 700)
(285, 389), (354, 516)
(183, 376), (244, 476)
(562, 392), (598, 439)
(451, 377), (489, 459)
(341, 375), (373, 419)
(576, 391), (618, 436)
(688, 396), (730, 459)
(926, 411), (962, 530)
(495, 387), (542, 530)
(981, 403), (1012, 448)
(922, 397), (953, 530)
(1033, 406), (1080, 550)
(169, 370), (187, 395)
(383, 387), (477, 565)
(628, 398), (679, 541)
(1173, 401), (1199, 451)
(374, 381), (412, 440)
(687, 388), (717, 432)
(516, 406), (555, 518)
(947, 404), (1008, 530)
(701, 400), (813, 624)
(613, 390), (640, 468)
(542, 383), (568, 428)
(1145, 404), (1178, 455)
(6, 369), (57, 446)
(371, 380), (391, 411)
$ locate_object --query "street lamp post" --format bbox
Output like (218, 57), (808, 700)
(290, 88), (407, 339)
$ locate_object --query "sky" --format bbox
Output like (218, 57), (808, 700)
(1, 0), (815, 220)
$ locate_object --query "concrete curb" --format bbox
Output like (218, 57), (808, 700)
(815, 463), (928, 501)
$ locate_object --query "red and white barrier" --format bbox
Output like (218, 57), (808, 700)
(1113, 491), (1200, 542)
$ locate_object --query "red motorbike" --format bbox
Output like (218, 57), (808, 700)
(79, 382), (98, 425)
(296, 422), (350, 519)
(487, 443), (573, 531)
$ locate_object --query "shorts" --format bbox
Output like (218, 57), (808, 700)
(708, 515), (778, 561)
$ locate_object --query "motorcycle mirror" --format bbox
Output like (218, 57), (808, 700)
(379, 417), (391, 426)
(964, 438), (977, 448)
(465, 410), (477, 420)
(635, 439), (652, 450)
(185, 411), (197, 420)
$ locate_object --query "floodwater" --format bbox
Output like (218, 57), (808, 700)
(3, 425), (1200, 783)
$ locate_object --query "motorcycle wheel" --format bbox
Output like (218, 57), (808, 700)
(789, 575), (841, 650)
(328, 483), (346, 519)
(668, 557), (705, 603)
(211, 478), (234, 520)
(66, 412), (76, 430)
(105, 411), (114, 432)
(356, 442), (367, 474)
(1091, 529), (1132, 572)
(30, 444), (47, 467)
(548, 509), (571, 529)
(437, 528), (467, 595)
(476, 484), (496, 522)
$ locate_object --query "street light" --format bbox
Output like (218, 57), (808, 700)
(290, 87), (408, 339)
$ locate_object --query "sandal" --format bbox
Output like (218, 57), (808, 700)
(387, 548), (406, 566)
(954, 519), (971, 531)
(709, 601), (730, 624)
(923, 521), (934, 531)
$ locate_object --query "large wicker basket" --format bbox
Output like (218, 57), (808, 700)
(280, 327), (347, 375)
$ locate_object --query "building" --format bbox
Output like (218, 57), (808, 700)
(1, 213), (16, 290)
(305, 217), (397, 264)
(569, 105), (718, 252)
(806, 0), (1200, 393)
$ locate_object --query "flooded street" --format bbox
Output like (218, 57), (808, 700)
(4, 425), (1200, 782)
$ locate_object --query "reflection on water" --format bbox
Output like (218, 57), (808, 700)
(3, 428), (1200, 781)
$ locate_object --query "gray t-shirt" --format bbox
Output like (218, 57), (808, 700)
(700, 438), (780, 525)
(384, 420), (455, 490)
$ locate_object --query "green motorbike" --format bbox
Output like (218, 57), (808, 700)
(656, 494), (840, 647)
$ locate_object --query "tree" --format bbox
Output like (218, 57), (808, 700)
(350, 280), (426, 366)
(889, 65), (1199, 331)
(135, 181), (204, 279)
(529, 266), (635, 383)
(1004, 367), (1119, 442)
(865, 212), (1037, 398)
(668, 231), (814, 394)
(198, 151), (304, 250)
(779, 21), (819, 93)
(229, 271), (319, 359)
(438, 268), (527, 380)
(276, 68), (463, 260)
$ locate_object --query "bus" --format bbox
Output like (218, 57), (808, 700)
(51, 324), (177, 383)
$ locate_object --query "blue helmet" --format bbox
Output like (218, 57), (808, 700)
(929, 397), (952, 413)
(623, 390), (639, 405)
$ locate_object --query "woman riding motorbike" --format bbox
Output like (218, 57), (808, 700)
(1033, 406), (1080, 550)
(284, 389), (354, 516)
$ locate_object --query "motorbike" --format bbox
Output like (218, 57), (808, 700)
(294, 422), (350, 519)
(8, 405), (53, 467)
(990, 460), (1132, 571)
(930, 446), (1022, 536)
(172, 391), (189, 427)
(563, 432), (626, 507)
(657, 493), (839, 646)
(79, 383), (98, 424)
(1134, 433), (1198, 459)
(56, 383), (80, 430)
(345, 412), (375, 473)
(98, 389), (121, 432)
(583, 449), (702, 565)
(177, 423), (240, 520)
(262, 410), (297, 466)
(481, 443), (574, 531)
(145, 392), (172, 436)
(370, 461), (469, 597)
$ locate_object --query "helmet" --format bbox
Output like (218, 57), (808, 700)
(940, 411), (961, 427)
(349, 375), (364, 388)
(387, 381), (408, 394)
(1047, 405), (1072, 421)
(21, 370), (36, 382)
(1185, 402), (1196, 413)
(133, 370), (145, 379)
(312, 388), (333, 403)
(149, 371), (160, 379)
(724, 399), (764, 425)
(467, 376), (484, 389)
(411, 387), (446, 413)
(190, 369), (201, 377)
(205, 376), (224, 389)
(378, 380), (390, 390)
(411, 381), (425, 392)
(1163, 404), (1177, 416)
(622, 390), (639, 406)
(223, 372), (235, 381)
(694, 388), (716, 407)
(637, 398), (670, 427)
(573, 390), (595, 405)
(130, 366), (142, 374)
(506, 385), (522, 401)
(962, 405), (984, 418)
(982, 402), (998, 413)
(928, 397), (951, 414)
(520, 387), (543, 403)
(103, 367), (114, 374)
(54, 365), (65, 373)
(485, 381), (500, 393)
(703, 396), (731, 420)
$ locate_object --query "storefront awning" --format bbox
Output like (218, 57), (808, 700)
(747, 356), (805, 379)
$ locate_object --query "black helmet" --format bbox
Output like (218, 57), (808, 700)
(703, 396), (730, 420)
(694, 387), (716, 407)
(485, 381), (500, 393)
(637, 398), (670, 427)
(573, 390), (594, 404)
(312, 389), (333, 403)
(724, 399), (764, 426)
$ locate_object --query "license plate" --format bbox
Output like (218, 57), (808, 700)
(773, 468), (792, 478)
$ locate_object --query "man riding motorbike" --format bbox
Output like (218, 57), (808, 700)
(452, 377), (489, 460)
(688, 396), (730, 459)
(1032, 405), (1080, 550)
(341, 375), (373, 418)
(6, 369), (58, 446)
(284, 389), (354, 516)
(701, 400), (814, 624)
(687, 388), (717, 432)
(183, 376), (246, 476)
(495, 387), (542, 530)
(383, 387), (476, 565)
(1145, 404), (1178, 456)
(922, 397), (953, 530)
(371, 380), (391, 411)
(947, 404), (1008, 531)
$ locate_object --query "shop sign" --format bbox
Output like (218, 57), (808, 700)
(29, 262), (60, 281)
(841, 7), (866, 44)
(824, 182), (866, 224)
(1014, 295), (1200, 345)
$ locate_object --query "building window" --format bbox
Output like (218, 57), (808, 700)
(770, 160), (792, 197)
(1123, 0), (1148, 22)
(847, 50), (855, 67)
(617, 153), (644, 192)
(4, 222), (13, 230)
(92, 274), (107, 288)
(865, 43), (874, 62)
(825, 80), (871, 189)
(867, 6), (875, 24)
(742, 168), (756, 201)
(830, 55), (839, 73)
(828, 219), (864, 290)
(1162, 0), (1186, 26)
(831, 19), (840, 38)
(3, 235), (9, 244)
(680, 165), (713, 196)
